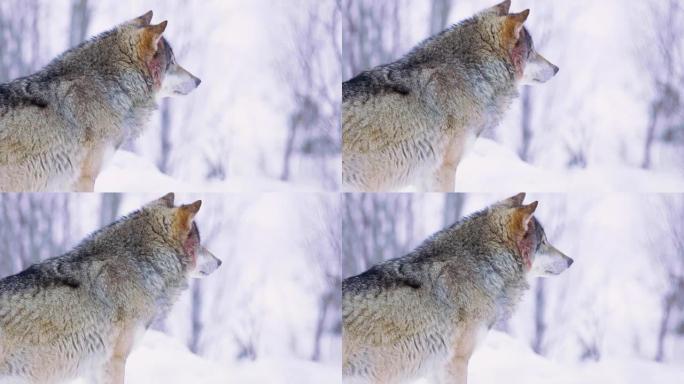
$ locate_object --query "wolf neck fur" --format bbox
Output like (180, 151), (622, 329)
(25, 29), (157, 141)
(401, 15), (519, 125)
(408, 211), (530, 323)
(68, 211), (188, 320)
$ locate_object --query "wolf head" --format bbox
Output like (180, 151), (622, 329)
(144, 193), (222, 279)
(476, 1), (558, 85)
(494, 193), (573, 277)
(122, 11), (201, 98)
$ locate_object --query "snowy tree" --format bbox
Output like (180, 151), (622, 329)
(442, 193), (465, 227)
(280, 0), (341, 188)
(0, 0), (42, 81)
(0, 194), (72, 274)
(637, 0), (684, 169)
(68, 0), (90, 48)
(653, 196), (684, 362)
(304, 196), (342, 361)
(341, 0), (408, 79)
(429, 0), (454, 36)
(342, 193), (415, 277)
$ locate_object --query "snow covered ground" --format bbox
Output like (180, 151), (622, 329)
(57, 322), (683, 384)
(94, 150), (325, 192)
(412, 331), (684, 384)
(454, 139), (684, 192)
(65, 329), (683, 384)
(69, 331), (338, 384)
(100, 139), (684, 193)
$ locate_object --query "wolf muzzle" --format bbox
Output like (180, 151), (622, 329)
(190, 247), (221, 278)
(530, 242), (572, 277)
(521, 52), (558, 84)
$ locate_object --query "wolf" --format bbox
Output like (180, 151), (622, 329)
(0, 11), (200, 192)
(0, 193), (221, 384)
(342, 193), (573, 384)
(342, 0), (558, 192)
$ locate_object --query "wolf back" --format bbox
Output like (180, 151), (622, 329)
(0, 193), (220, 383)
(342, 193), (572, 383)
(0, 11), (200, 192)
(342, 1), (558, 192)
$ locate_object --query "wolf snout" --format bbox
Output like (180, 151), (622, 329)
(216, 258), (222, 268)
(565, 256), (575, 269)
(193, 76), (201, 87)
(520, 52), (558, 85)
(189, 247), (222, 278)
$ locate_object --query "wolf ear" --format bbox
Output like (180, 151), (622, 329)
(503, 9), (529, 41)
(498, 192), (526, 207)
(158, 192), (175, 207)
(512, 201), (538, 233)
(175, 200), (202, 231)
(128, 10), (154, 27)
(146, 192), (175, 208)
(138, 20), (167, 54)
(483, 0), (511, 16)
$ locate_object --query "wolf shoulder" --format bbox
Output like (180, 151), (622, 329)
(343, 259), (428, 301)
(0, 80), (50, 116)
(342, 64), (415, 105)
(0, 258), (85, 296)
(0, 72), (109, 128)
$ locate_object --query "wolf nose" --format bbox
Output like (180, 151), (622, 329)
(567, 258), (574, 267)
(217, 258), (222, 267)
(552, 65), (559, 75)
(194, 77), (202, 87)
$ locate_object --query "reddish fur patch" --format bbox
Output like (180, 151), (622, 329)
(507, 209), (535, 270)
(500, 19), (519, 49)
(517, 219), (535, 270)
(172, 219), (195, 268)
(137, 32), (165, 88)
(172, 201), (201, 267)
(510, 44), (526, 78)
(183, 229), (199, 265)
(500, 17), (528, 78)
(137, 33), (156, 59)
(147, 54), (163, 88)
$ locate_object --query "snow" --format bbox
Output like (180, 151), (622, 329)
(95, 150), (323, 192)
(124, 332), (230, 384)
(397, 193), (683, 363)
(412, 331), (684, 384)
(62, 329), (684, 383)
(95, 151), (187, 192)
(68, 331), (338, 384)
(453, 139), (684, 192)
(219, 357), (340, 384)
(101, 139), (684, 193)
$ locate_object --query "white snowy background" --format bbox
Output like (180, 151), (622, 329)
(342, 1), (684, 376)
(343, 193), (684, 383)
(343, 0), (684, 191)
(0, 0), (340, 191)
(3, 0), (684, 382)
(0, 193), (341, 383)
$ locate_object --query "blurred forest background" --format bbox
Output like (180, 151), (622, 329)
(343, 193), (684, 366)
(342, 0), (684, 179)
(0, 0), (341, 190)
(0, 192), (341, 371)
